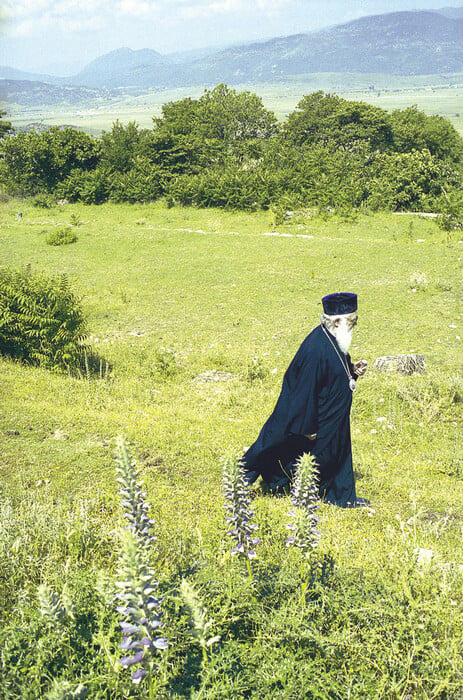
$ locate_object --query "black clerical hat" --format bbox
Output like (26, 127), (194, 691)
(322, 292), (357, 315)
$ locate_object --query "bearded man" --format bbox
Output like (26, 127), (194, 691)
(242, 292), (369, 507)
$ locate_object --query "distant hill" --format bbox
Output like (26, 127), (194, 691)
(1, 7), (463, 103)
(182, 11), (463, 84)
(0, 79), (112, 106)
(0, 66), (63, 84)
(69, 47), (179, 89)
(437, 5), (463, 19)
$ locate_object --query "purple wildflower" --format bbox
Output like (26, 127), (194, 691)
(222, 455), (261, 562)
(115, 436), (156, 548)
(286, 452), (321, 553)
(115, 530), (168, 685)
(114, 439), (167, 687)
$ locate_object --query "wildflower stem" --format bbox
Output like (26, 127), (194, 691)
(245, 557), (253, 584)
(300, 571), (311, 606)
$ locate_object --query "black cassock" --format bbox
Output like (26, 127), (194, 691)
(242, 324), (357, 506)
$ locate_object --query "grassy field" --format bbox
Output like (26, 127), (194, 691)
(5, 73), (463, 136)
(1, 198), (463, 698)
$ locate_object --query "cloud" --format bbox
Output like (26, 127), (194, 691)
(180, 0), (243, 19)
(117, 0), (160, 18)
(1, 0), (298, 39)
(2, 0), (112, 36)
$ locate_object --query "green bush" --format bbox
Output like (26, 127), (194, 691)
(56, 168), (109, 204)
(108, 158), (165, 203)
(32, 193), (56, 208)
(0, 266), (89, 370)
(45, 227), (78, 246)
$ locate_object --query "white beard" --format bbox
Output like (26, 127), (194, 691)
(333, 319), (353, 355)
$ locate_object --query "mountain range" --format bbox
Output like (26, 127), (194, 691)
(1, 7), (463, 105)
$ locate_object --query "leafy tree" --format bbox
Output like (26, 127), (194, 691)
(152, 84), (278, 170)
(197, 84), (279, 144)
(0, 127), (101, 195)
(0, 110), (13, 137)
(281, 91), (393, 152)
(389, 106), (463, 163)
(100, 120), (152, 173)
(365, 149), (460, 211)
(153, 96), (202, 136)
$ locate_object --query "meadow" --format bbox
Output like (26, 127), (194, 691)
(1, 197), (463, 698)
(7, 73), (463, 136)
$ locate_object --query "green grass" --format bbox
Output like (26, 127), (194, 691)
(1, 198), (463, 697)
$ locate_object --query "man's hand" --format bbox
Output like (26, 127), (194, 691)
(353, 359), (368, 377)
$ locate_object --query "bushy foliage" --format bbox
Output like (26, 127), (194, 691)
(0, 127), (101, 196)
(56, 168), (109, 204)
(167, 144), (368, 212)
(390, 105), (463, 163)
(0, 266), (89, 370)
(1, 88), (462, 213)
(281, 90), (393, 152)
(365, 149), (461, 211)
(108, 157), (165, 203)
(46, 227), (78, 246)
(166, 165), (280, 210)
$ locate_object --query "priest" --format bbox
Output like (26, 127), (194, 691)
(242, 292), (369, 507)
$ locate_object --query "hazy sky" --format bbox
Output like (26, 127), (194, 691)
(1, 0), (461, 75)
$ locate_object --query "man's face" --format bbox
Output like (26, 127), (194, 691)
(332, 313), (358, 331)
(331, 313), (358, 354)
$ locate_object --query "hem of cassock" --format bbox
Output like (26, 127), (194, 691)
(243, 469), (260, 485)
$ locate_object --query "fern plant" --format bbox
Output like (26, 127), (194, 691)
(0, 265), (89, 370)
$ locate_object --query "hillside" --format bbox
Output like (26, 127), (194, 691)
(0, 79), (112, 107)
(1, 8), (463, 103)
(184, 11), (463, 83)
(69, 47), (180, 89)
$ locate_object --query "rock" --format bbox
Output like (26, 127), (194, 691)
(374, 354), (426, 375)
(193, 370), (234, 383)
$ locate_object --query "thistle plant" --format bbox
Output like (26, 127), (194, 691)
(285, 452), (321, 604)
(222, 455), (261, 580)
(180, 578), (221, 665)
(115, 436), (156, 547)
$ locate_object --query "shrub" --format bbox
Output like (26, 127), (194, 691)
(108, 159), (164, 204)
(0, 266), (89, 370)
(46, 227), (78, 246)
(32, 193), (56, 208)
(56, 169), (109, 205)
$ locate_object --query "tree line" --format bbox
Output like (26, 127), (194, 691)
(1, 85), (462, 216)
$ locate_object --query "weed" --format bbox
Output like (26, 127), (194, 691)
(46, 227), (78, 246)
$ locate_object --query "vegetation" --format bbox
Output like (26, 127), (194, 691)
(0, 265), (89, 370)
(1, 86), (462, 221)
(46, 227), (78, 246)
(1, 198), (463, 697)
